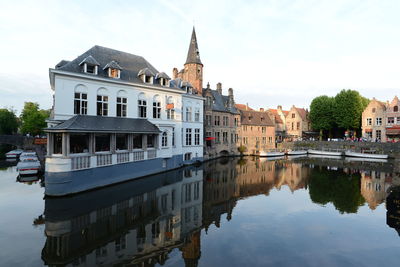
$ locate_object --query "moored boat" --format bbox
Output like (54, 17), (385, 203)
(344, 150), (388, 159)
(5, 149), (23, 159)
(308, 149), (343, 156)
(260, 150), (285, 157)
(286, 149), (308, 155)
(19, 151), (37, 161)
(17, 157), (41, 176)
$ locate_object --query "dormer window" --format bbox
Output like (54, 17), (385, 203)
(181, 81), (193, 94)
(138, 68), (155, 84)
(155, 72), (171, 87)
(103, 60), (122, 79)
(79, 55), (100, 75)
(86, 64), (96, 74)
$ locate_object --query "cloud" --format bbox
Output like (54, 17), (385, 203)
(1, 0), (400, 113)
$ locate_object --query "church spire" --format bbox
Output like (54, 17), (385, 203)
(185, 27), (202, 65)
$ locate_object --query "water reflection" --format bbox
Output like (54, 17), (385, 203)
(41, 157), (400, 266)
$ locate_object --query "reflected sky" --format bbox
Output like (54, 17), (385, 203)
(0, 157), (400, 267)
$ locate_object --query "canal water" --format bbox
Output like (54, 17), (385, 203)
(1, 156), (400, 267)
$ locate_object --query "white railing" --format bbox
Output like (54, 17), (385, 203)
(117, 152), (130, 163)
(147, 149), (157, 159)
(71, 155), (90, 170)
(97, 153), (112, 166)
(132, 150), (144, 161)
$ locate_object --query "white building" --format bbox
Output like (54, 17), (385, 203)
(45, 45), (204, 196)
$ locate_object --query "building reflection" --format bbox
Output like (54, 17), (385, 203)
(42, 165), (203, 266)
(42, 157), (400, 266)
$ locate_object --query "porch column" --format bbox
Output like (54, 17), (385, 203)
(128, 134), (133, 151)
(142, 134), (147, 151)
(110, 133), (116, 153)
(62, 133), (69, 157)
(47, 133), (53, 156)
(89, 133), (95, 154)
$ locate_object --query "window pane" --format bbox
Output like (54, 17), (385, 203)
(133, 134), (143, 149)
(95, 134), (110, 152)
(53, 133), (62, 154)
(70, 133), (89, 153)
(116, 134), (128, 150)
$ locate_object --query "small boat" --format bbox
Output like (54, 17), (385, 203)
(19, 151), (37, 161)
(286, 149), (308, 155)
(260, 150), (285, 157)
(17, 157), (41, 175)
(308, 149), (343, 156)
(5, 149), (23, 159)
(344, 150), (388, 159)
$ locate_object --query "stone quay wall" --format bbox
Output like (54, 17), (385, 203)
(279, 141), (400, 160)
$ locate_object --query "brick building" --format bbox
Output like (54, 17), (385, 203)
(285, 105), (310, 140)
(203, 84), (240, 159)
(236, 104), (276, 155)
(362, 96), (400, 142)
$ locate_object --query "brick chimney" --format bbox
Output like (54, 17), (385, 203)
(172, 68), (178, 79)
(216, 82), (222, 95)
(228, 88), (234, 108)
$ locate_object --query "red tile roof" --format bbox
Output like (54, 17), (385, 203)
(235, 103), (254, 111)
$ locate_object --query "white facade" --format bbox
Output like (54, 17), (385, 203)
(48, 68), (204, 165)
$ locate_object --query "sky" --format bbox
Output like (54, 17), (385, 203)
(1, 0), (400, 114)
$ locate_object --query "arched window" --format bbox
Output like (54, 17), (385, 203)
(74, 84), (88, 115)
(166, 96), (175, 120)
(394, 106), (398, 112)
(138, 93), (147, 118)
(162, 131), (168, 147)
(116, 90), (127, 117)
(97, 88), (108, 116)
(153, 95), (161, 119)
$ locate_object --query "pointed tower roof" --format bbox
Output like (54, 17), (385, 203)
(185, 27), (202, 65)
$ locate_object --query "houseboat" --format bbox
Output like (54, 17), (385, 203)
(45, 43), (204, 196)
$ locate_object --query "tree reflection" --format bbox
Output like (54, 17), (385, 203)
(308, 167), (365, 213)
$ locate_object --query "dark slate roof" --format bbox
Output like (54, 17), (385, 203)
(79, 55), (100, 66)
(185, 27), (202, 65)
(206, 89), (239, 114)
(137, 67), (155, 77)
(103, 60), (122, 70)
(155, 72), (170, 79)
(45, 115), (161, 133)
(55, 60), (70, 69)
(240, 110), (275, 126)
(56, 45), (169, 86)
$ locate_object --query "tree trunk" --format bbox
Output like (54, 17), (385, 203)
(319, 129), (323, 141)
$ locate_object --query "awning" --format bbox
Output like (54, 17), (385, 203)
(386, 128), (400, 135)
(205, 137), (216, 141)
(45, 115), (161, 134)
(364, 129), (372, 133)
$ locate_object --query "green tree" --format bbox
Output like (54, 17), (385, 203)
(0, 108), (19, 134)
(334, 89), (369, 134)
(20, 102), (50, 136)
(309, 96), (335, 140)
